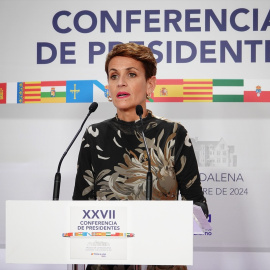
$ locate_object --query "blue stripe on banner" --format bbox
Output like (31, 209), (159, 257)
(17, 82), (23, 103)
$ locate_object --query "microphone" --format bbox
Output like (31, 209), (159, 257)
(53, 102), (98, 200)
(136, 105), (152, 200)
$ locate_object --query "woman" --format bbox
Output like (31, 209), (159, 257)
(73, 43), (208, 270)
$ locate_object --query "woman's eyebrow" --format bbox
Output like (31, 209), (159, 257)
(109, 66), (139, 72)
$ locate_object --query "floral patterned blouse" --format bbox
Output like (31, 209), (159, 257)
(73, 111), (207, 210)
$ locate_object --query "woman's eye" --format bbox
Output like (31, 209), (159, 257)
(110, 74), (118, 80)
(129, 73), (136, 78)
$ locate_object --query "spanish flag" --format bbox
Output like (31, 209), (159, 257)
(183, 79), (213, 102)
(150, 79), (183, 102)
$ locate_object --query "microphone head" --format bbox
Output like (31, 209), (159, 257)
(89, 102), (98, 113)
(136, 105), (143, 117)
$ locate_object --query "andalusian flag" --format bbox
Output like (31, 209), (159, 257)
(22, 82), (41, 103)
(41, 81), (66, 103)
(244, 79), (270, 102)
(151, 79), (183, 102)
(183, 79), (213, 102)
(213, 79), (244, 102)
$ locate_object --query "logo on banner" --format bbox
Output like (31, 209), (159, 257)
(204, 214), (212, 236)
(191, 137), (237, 167)
(256, 85), (262, 97)
(50, 88), (56, 97)
(68, 206), (129, 260)
(160, 87), (168, 96)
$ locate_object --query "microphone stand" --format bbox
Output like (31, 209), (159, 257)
(52, 102), (98, 200)
(136, 105), (152, 200)
(140, 126), (153, 200)
(136, 106), (153, 270)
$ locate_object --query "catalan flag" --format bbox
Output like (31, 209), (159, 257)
(151, 79), (183, 102)
(212, 79), (244, 102)
(22, 82), (41, 103)
(0, 83), (6, 104)
(183, 79), (213, 102)
(41, 81), (66, 103)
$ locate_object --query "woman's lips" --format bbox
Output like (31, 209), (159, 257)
(117, 92), (130, 98)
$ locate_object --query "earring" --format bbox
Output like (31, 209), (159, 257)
(146, 93), (151, 100)
(108, 96), (112, 102)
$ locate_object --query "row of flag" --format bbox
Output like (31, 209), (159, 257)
(0, 80), (107, 104)
(151, 79), (270, 102)
(0, 79), (270, 104)
(62, 232), (135, 237)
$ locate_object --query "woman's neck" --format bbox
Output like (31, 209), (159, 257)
(116, 107), (148, 122)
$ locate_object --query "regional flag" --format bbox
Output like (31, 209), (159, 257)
(17, 82), (24, 103)
(0, 83), (7, 104)
(93, 80), (108, 102)
(243, 79), (270, 102)
(6, 83), (18, 103)
(244, 91), (270, 102)
(66, 80), (93, 103)
(151, 79), (183, 102)
(22, 82), (41, 103)
(183, 79), (213, 102)
(212, 79), (244, 102)
(41, 81), (66, 103)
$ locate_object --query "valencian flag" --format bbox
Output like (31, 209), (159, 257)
(41, 81), (66, 103)
(183, 79), (213, 102)
(243, 79), (270, 102)
(0, 83), (7, 104)
(17, 82), (41, 103)
(150, 79), (183, 102)
(66, 80), (93, 103)
(212, 79), (244, 102)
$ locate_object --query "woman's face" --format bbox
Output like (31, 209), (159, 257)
(107, 56), (156, 119)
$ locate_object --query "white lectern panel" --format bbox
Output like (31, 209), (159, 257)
(6, 200), (193, 265)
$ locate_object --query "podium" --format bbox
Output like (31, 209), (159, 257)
(6, 200), (209, 266)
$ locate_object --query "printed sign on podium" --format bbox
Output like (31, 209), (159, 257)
(6, 200), (194, 265)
